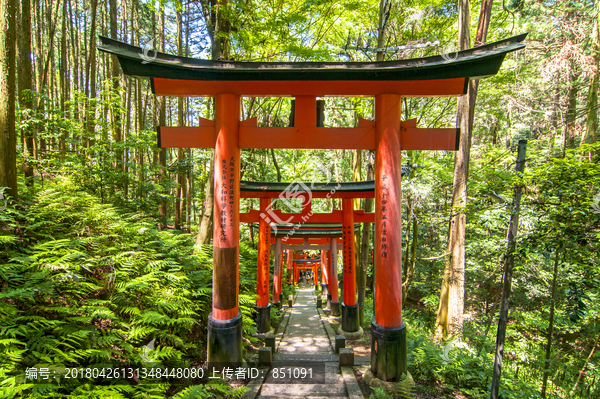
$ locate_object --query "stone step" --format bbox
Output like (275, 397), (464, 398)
(259, 396), (348, 399)
(259, 383), (347, 397)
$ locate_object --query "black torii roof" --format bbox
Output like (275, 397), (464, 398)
(97, 34), (527, 83)
(240, 180), (375, 193)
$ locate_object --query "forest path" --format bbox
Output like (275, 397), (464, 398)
(256, 287), (355, 399)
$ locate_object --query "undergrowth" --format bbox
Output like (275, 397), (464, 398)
(0, 178), (257, 398)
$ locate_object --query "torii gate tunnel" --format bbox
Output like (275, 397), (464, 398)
(99, 33), (526, 381)
(243, 181), (375, 335)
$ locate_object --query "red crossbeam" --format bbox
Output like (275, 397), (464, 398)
(240, 209), (374, 224)
(158, 116), (459, 151)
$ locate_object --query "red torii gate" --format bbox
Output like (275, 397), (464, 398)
(99, 33), (526, 381)
(242, 181), (374, 334)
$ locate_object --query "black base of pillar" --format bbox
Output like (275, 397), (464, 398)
(274, 300), (282, 310)
(327, 294), (332, 310)
(330, 301), (341, 317)
(322, 284), (328, 297)
(208, 312), (243, 366)
(341, 303), (360, 333)
(314, 284), (319, 291)
(279, 293), (283, 304)
(255, 304), (271, 333)
(370, 319), (407, 381)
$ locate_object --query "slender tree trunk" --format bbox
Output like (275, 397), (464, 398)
(175, 8), (186, 230)
(271, 149), (281, 182)
(59, 0), (69, 152)
(436, 0), (493, 337)
(570, 333), (599, 396)
(564, 66), (578, 151)
(109, 0), (122, 172)
(435, 0), (472, 337)
(195, 151), (214, 248)
(85, 0), (98, 149)
(359, 150), (374, 324)
(490, 140), (527, 399)
(0, 0), (17, 200)
(18, 0), (34, 187)
(376, 0), (391, 61)
(541, 247), (561, 398)
(402, 204), (418, 304)
(585, 3), (599, 146)
(157, 7), (167, 227)
(352, 149), (364, 323)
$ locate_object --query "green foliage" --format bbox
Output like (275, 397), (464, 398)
(0, 180), (259, 397)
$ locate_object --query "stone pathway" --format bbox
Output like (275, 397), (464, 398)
(257, 286), (355, 399)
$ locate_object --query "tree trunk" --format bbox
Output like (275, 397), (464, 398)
(564, 65), (578, 151)
(541, 247), (561, 398)
(195, 0), (232, 244)
(58, 0), (68, 152)
(18, 0), (34, 187)
(85, 0), (98, 149)
(352, 149), (364, 324)
(584, 1), (599, 146)
(436, 0), (492, 338)
(402, 205), (418, 304)
(490, 139), (527, 399)
(195, 151), (215, 249)
(435, 0), (472, 338)
(109, 0), (123, 171)
(0, 0), (17, 200)
(271, 149), (281, 182)
(376, 0), (391, 61)
(570, 333), (599, 396)
(175, 8), (186, 230)
(157, 7), (167, 227)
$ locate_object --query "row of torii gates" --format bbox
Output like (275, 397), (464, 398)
(243, 181), (375, 336)
(99, 33), (526, 381)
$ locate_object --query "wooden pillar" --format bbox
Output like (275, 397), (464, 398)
(273, 238), (282, 308)
(371, 94), (406, 380)
(255, 198), (271, 333)
(341, 198), (360, 335)
(287, 249), (293, 284)
(329, 238), (340, 316)
(208, 93), (243, 365)
(321, 249), (329, 296)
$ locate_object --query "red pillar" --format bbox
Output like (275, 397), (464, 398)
(208, 93), (242, 364)
(342, 199), (357, 307)
(341, 198), (360, 335)
(255, 198), (271, 332)
(371, 94), (406, 380)
(257, 198), (271, 308)
(321, 249), (329, 296)
(287, 250), (293, 284)
(273, 239), (282, 307)
(329, 238), (340, 316)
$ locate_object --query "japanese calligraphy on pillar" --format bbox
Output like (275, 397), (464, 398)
(343, 225), (352, 275)
(220, 159), (228, 243)
(380, 174), (388, 259)
(229, 157), (235, 228)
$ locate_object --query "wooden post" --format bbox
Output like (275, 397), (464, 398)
(341, 198), (360, 335)
(273, 239), (282, 308)
(370, 94), (406, 380)
(255, 198), (272, 333)
(208, 94), (243, 365)
(287, 249), (293, 284)
(490, 140), (527, 399)
(329, 238), (340, 316)
(321, 249), (329, 296)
